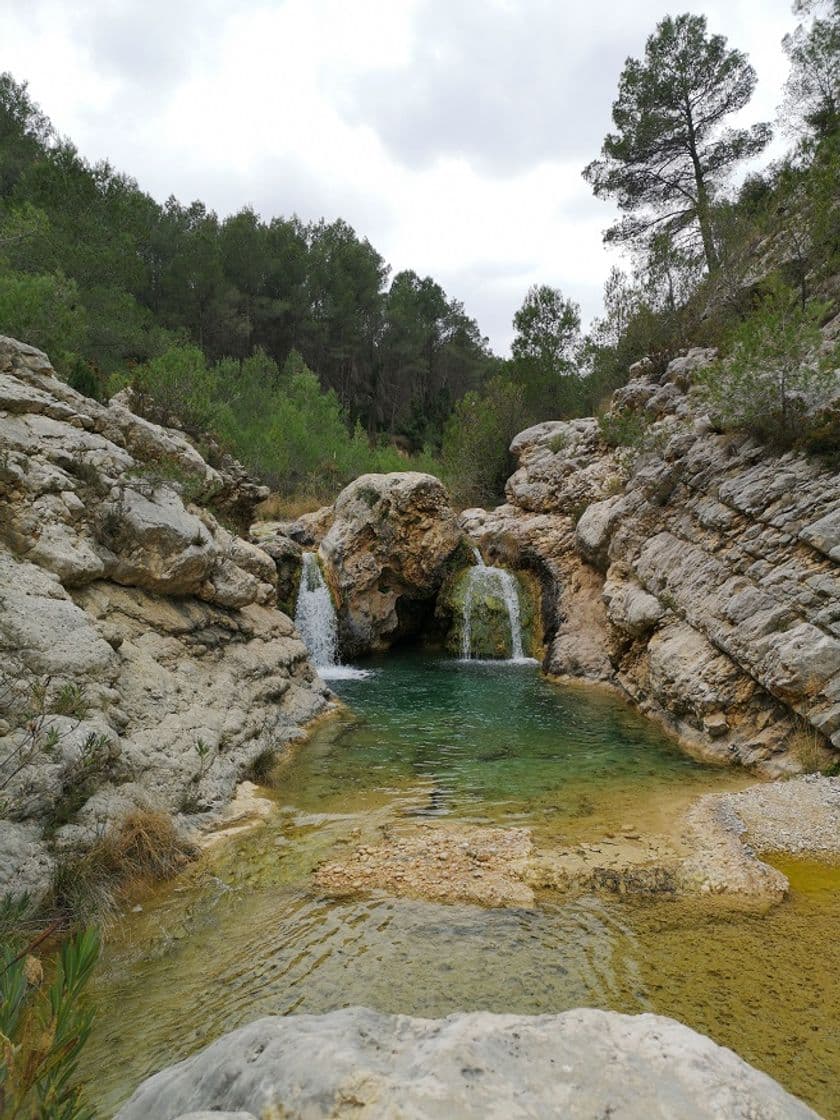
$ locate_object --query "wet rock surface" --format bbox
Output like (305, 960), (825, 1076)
(117, 1006), (821, 1120)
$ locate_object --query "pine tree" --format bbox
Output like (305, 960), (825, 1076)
(583, 13), (771, 273)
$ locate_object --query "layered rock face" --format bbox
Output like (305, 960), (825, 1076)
(319, 472), (465, 655)
(470, 348), (840, 774)
(0, 337), (330, 899)
(117, 1006), (819, 1120)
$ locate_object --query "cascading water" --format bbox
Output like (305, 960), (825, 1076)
(460, 548), (528, 662)
(294, 553), (371, 681)
(295, 552), (340, 671)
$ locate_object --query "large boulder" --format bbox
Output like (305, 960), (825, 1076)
(320, 473), (464, 655)
(117, 1006), (819, 1120)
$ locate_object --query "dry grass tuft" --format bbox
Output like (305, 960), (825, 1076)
(255, 492), (325, 520)
(49, 808), (197, 925)
(105, 808), (196, 881)
(789, 723), (838, 775)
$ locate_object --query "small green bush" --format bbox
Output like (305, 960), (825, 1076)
(697, 281), (839, 448)
(597, 410), (648, 449)
(440, 375), (527, 507)
(127, 346), (443, 503)
(547, 430), (570, 454)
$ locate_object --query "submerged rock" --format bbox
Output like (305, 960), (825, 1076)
(117, 1006), (820, 1119)
(315, 822), (535, 908)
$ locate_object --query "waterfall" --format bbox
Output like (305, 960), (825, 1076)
(295, 552), (339, 671)
(460, 549), (527, 662)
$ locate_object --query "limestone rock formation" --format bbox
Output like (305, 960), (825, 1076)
(319, 472), (465, 655)
(469, 346), (840, 774)
(248, 508), (335, 611)
(117, 1006), (819, 1120)
(0, 337), (330, 899)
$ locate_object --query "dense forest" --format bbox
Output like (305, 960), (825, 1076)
(0, 0), (838, 508)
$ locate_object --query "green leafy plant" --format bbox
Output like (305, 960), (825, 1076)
(125, 457), (210, 507)
(1, 671), (117, 825)
(597, 410), (648, 449)
(698, 281), (839, 447)
(0, 922), (101, 1120)
(50, 685), (88, 722)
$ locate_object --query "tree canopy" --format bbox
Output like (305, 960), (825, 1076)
(510, 285), (581, 417)
(0, 73), (493, 448)
(583, 13), (771, 273)
(781, 0), (840, 140)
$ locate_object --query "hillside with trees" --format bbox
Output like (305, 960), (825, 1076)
(0, 75), (497, 499)
(0, 1), (837, 510)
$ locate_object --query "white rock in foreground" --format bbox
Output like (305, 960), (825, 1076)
(116, 1007), (820, 1120)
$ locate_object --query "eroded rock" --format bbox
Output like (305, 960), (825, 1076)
(320, 472), (464, 655)
(117, 1006), (820, 1120)
(0, 337), (331, 898)
(474, 345), (840, 772)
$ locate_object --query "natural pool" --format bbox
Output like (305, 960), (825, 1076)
(85, 653), (840, 1118)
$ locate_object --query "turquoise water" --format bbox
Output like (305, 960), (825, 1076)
(83, 653), (839, 1118)
(285, 652), (731, 836)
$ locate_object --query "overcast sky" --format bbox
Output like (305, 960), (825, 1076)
(3, 0), (795, 354)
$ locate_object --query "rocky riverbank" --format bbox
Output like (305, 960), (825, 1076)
(0, 336), (332, 904)
(466, 347), (840, 775)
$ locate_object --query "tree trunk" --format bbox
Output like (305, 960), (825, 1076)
(685, 100), (719, 273)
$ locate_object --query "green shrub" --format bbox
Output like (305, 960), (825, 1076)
(128, 347), (443, 503)
(0, 270), (86, 372)
(50, 684), (89, 721)
(597, 410), (648, 448)
(125, 456), (210, 506)
(1, 670), (118, 826)
(697, 281), (839, 448)
(130, 345), (220, 434)
(440, 375), (527, 507)
(547, 431), (570, 454)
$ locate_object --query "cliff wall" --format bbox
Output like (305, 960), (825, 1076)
(0, 337), (330, 901)
(467, 348), (840, 774)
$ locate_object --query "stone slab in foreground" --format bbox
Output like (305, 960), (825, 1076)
(117, 1006), (820, 1120)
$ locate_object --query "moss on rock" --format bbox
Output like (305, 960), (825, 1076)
(438, 564), (538, 659)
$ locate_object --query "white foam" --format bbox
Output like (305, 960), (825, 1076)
(318, 666), (375, 681)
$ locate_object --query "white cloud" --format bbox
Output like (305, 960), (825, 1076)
(1, 0), (796, 354)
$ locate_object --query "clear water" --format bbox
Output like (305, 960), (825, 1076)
(84, 653), (840, 1118)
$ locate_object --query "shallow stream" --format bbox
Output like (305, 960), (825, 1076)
(85, 653), (840, 1118)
